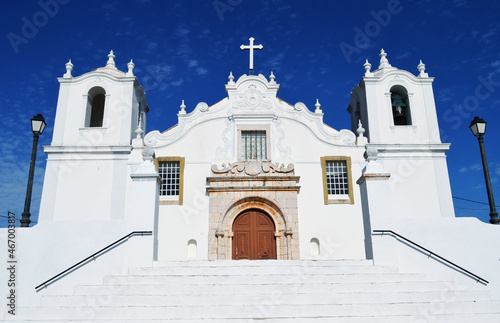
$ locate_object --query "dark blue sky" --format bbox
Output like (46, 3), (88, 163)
(1, 0), (499, 226)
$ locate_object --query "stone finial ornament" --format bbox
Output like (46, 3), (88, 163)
(378, 48), (392, 69)
(63, 59), (73, 78)
(106, 50), (117, 69)
(179, 100), (186, 114)
(417, 60), (428, 77)
(132, 113), (145, 148)
(126, 60), (135, 76)
(269, 71), (276, 84)
(363, 59), (372, 75)
(228, 71), (235, 84)
(135, 113), (144, 139)
(356, 119), (368, 145)
(315, 99), (322, 114)
(357, 119), (365, 138)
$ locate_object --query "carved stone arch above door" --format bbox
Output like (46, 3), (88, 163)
(211, 196), (298, 260)
(207, 191), (300, 260)
(207, 161), (300, 260)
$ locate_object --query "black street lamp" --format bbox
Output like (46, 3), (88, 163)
(20, 114), (46, 227)
(469, 116), (499, 225)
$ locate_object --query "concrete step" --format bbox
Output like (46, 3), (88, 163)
(11, 301), (500, 321)
(151, 260), (377, 267)
(74, 280), (467, 295)
(103, 272), (427, 285)
(5, 314), (500, 323)
(7, 260), (498, 322)
(129, 263), (395, 276)
(40, 289), (492, 307)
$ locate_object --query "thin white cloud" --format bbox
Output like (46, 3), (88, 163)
(196, 67), (208, 75)
(175, 25), (191, 38)
(264, 52), (285, 71)
(171, 80), (184, 87)
(395, 52), (412, 60)
(481, 30), (497, 44)
(438, 87), (456, 102)
(471, 163), (482, 171)
(147, 42), (158, 50)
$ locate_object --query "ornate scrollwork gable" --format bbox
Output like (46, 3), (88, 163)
(211, 160), (295, 177)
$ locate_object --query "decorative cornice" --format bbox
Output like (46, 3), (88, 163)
(206, 175), (300, 182)
(211, 160), (294, 176)
(356, 173), (391, 185)
(44, 145), (132, 154)
(130, 172), (161, 184)
(207, 186), (300, 192)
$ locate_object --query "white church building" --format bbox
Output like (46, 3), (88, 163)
(2, 42), (500, 321)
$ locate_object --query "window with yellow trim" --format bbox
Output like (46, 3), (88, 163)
(155, 157), (185, 205)
(320, 156), (354, 204)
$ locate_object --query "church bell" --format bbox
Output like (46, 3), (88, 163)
(391, 93), (407, 125)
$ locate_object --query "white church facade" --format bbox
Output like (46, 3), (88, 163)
(2, 43), (500, 321)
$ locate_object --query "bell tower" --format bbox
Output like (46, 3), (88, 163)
(348, 49), (441, 145)
(349, 49), (455, 220)
(51, 51), (147, 147)
(38, 51), (149, 222)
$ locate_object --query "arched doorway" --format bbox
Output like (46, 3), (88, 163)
(232, 209), (276, 260)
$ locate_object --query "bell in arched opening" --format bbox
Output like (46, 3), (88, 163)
(391, 92), (408, 126)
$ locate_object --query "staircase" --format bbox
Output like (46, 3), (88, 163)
(7, 260), (500, 322)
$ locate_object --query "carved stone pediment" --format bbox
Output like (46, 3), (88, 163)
(233, 84), (272, 110)
(211, 160), (294, 176)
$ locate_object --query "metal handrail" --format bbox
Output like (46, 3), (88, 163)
(35, 231), (152, 290)
(373, 230), (489, 284)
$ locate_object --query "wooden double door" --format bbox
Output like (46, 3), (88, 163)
(232, 210), (277, 260)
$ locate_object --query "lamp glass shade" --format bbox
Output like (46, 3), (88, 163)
(469, 116), (486, 136)
(31, 114), (46, 135)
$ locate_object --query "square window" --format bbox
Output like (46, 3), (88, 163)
(241, 131), (267, 160)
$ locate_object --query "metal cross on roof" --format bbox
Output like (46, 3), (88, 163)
(240, 37), (263, 72)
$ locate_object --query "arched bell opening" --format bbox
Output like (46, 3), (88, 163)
(85, 86), (106, 127)
(390, 85), (411, 126)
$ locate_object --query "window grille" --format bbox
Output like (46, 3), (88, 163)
(325, 161), (349, 195)
(241, 131), (267, 160)
(159, 161), (180, 196)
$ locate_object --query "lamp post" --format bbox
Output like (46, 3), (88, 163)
(469, 116), (499, 225)
(20, 114), (46, 227)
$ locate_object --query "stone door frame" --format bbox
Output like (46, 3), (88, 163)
(208, 195), (299, 260)
(207, 163), (300, 260)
